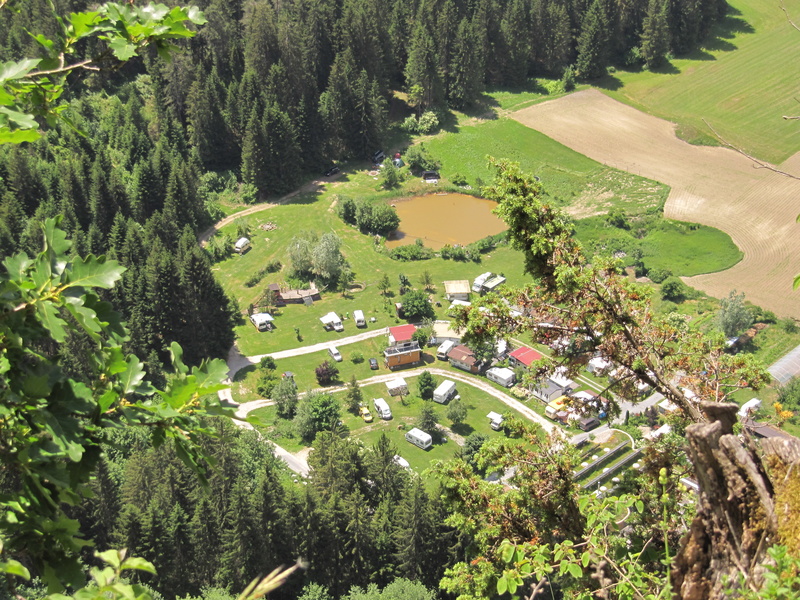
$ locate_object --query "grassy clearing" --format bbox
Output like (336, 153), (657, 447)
(603, 0), (800, 164)
(424, 118), (669, 216)
(248, 374), (531, 472)
(574, 217), (743, 277)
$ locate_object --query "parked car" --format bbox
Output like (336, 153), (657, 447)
(324, 166), (340, 177)
(328, 346), (342, 362)
(359, 405), (373, 422)
(579, 417), (601, 432)
(369, 358), (379, 370)
(372, 150), (386, 164)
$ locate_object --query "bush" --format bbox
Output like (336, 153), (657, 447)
(400, 289), (435, 320)
(648, 268), (672, 284)
(451, 173), (467, 186)
(561, 65), (576, 92)
(660, 277), (687, 301)
(417, 110), (439, 134)
(440, 244), (469, 261)
(390, 244), (434, 262)
(336, 196), (358, 225)
(260, 356), (277, 370)
(405, 144), (440, 173)
(315, 361), (339, 385)
(351, 352), (364, 364)
(781, 318), (799, 334)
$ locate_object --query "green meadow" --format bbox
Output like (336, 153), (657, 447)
(248, 375), (531, 472)
(604, 0), (800, 164)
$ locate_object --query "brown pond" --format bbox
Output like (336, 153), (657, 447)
(385, 193), (506, 250)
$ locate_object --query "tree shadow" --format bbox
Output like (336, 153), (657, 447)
(451, 423), (474, 436)
(649, 61), (681, 75)
(593, 73), (623, 91)
(233, 364), (256, 382)
(458, 92), (502, 120)
(437, 109), (461, 134)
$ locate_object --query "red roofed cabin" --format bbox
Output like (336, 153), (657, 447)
(508, 346), (544, 370)
(388, 324), (416, 346)
(385, 324), (421, 370)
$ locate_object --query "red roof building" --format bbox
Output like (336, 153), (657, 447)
(509, 346), (544, 369)
(388, 324), (416, 346)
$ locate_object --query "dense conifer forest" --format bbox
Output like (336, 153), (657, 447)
(0, 1), (753, 599)
(0, 0), (729, 376)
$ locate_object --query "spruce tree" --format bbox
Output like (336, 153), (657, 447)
(641, 0), (670, 69)
(575, 0), (612, 79)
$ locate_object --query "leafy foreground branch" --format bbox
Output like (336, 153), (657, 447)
(0, 218), (281, 595)
(0, 2), (206, 143)
(438, 160), (800, 599)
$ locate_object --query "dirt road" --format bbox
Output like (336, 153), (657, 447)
(513, 89), (800, 318)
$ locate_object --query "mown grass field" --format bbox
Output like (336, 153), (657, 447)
(424, 118), (669, 216)
(248, 375), (530, 472)
(604, 0), (800, 164)
(574, 217), (743, 277)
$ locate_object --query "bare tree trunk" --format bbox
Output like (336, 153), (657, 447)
(672, 402), (800, 599)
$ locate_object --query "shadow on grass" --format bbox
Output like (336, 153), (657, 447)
(233, 364), (256, 382)
(451, 423), (475, 436)
(459, 92), (502, 120)
(649, 60), (681, 75)
(593, 73), (623, 91)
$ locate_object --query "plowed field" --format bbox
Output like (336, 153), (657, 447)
(513, 89), (800, 318)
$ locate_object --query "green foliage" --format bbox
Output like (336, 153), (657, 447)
(272, 376), (298, 419)
(605, 208), (630, 229)
(351, 352), (365, 364)
(446, 399), (467, 425)
(417, 403), (439, 437)
(293, 391), (340, 441)
(346, 374), (363, 414)
(417, 371), (437, 400)
(660, 276), (688, 301)
(344, 199), (400, 237)
(0, 218), (233, 588)
(561, 65), (576, 91)
(724, 545), (800, 599)
(716, 290), (753, 337)
(380, 159), (401, 190)
(390, 244), (434, 262)
(400, 289), (435, 321)
(404, 144), (440, 174)
(0, 3), (206, 144)
(401, 111), (440, 135)
(648, 268), (672, 284)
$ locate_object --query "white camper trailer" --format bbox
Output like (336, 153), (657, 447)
(433, 380), (457, 404)
(234, 237), (251, 254)
(373, 398), (392, 420)
(353, 310), (366, 327)
(437, 340), (456, 360)
(486, 367), (516, 387)
(405, 427), (433, 450)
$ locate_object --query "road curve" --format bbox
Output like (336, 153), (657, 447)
(225, 327), (390, 378)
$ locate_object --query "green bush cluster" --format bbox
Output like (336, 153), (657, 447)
(244, 259), (283, 287)
(390, 243), (434, 261)
(401, 110), (440, 135)
(337, 196), (400, 237)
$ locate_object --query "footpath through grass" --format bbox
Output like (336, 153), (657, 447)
(603, 0), (800, 164)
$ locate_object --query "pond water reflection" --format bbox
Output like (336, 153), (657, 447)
(385, 193), (506, 250)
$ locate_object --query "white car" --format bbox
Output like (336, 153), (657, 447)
(328, 346), (342, 362)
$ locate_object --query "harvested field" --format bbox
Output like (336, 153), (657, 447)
(513, 89), (800, 318)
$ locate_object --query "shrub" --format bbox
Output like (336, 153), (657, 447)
(648, 268), (672, 284)
(451, 173), (467, 186)
(781, 318), (799, 334)
(336, 196), (358, 225)
(351, 352), (364, 364)
(391, 244), (434, 261)
(405, 144), (440, 173)
(417, 110), (439, 134)
(561, 65), (576, 92)
(660, 277), (687, 301)
(315, 361), (339, 385)
(260, 356), (277, 370)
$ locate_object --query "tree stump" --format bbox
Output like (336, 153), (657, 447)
(672, 402), (800, 599)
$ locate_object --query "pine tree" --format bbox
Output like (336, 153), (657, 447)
(575, 0), (612, 79)
(641, 0), (671, 69)
(404, 22), (444, 111)
(393, 479), (436, 583)
(447, 18), (482, 109)
(346, 374), (363, 414)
